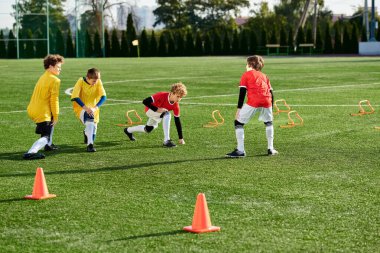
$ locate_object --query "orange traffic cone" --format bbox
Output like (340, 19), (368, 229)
(183, 193), (220, 233)
(25, 167), (56, 200)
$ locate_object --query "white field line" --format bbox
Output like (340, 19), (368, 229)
(102, 75), (226, 85)
(2, 82), (379, 114)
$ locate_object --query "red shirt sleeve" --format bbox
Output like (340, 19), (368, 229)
(239, 72), (248, 88)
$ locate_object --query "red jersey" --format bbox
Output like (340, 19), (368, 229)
(145, 92), (180, 117)
(239, 70), (272, 108)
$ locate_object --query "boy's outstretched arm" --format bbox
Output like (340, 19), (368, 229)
(174, 116), (184, 144)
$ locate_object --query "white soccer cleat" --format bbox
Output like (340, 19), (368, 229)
(268, 149), (279, 156)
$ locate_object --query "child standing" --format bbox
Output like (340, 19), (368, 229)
(124, 82), (187, 148)
(23, 54), (64, 160)
(226, 55), (278, 158)
(71, 68), (106, 152)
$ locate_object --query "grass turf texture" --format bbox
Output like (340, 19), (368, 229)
(0, 57), (379, 252)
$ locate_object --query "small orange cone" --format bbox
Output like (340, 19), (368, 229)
(183, 193), (220, 233)
(25, 167), (56, 200)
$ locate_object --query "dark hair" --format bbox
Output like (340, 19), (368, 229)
(247, 55), (264, 71)
(43, 54), (64, 69)
(86, 68), (100, 79)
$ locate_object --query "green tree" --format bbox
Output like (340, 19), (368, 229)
(315, 25), (323, 53)
(194, 31), (203, 56)
(111, 29), (120, 57)
(127, 13), (137, 57)
(0, 30), (6, 58)
(185, 30), (195, 56)
(280, 26), (287, 45)
(104, 29), (111, 57)
(120, 31), (129, 57)
(23, 29), (35, 58)
(287, 27), (294, 54)
(175, 31), (185, 56)
(324, 24), (333, 54)
(249, 30), (258, 54)
(213, 31), (222, 55)
(55, 29), (65, 55)
(149, 30), (158, 56)
(342, 24), (351, 53)
(167, 31), (176, 56)
(153, 0), (187, 29)
(223, 32), (231, 55)
(66, 27), (75, 57)
(351, 23), (359, 54)
(239, 29), (249, 55)
(35, 30), (46, 58)
(93, 30), (102, 57)
(85, 30), (93, 57)
(7, 30), (17, 58)
(231, 30), (239, 54)
(203, 33), (212, 55)
(158, 32), (167, 56)
(333, 26), (342, 54)
(139, 29), (149, 57)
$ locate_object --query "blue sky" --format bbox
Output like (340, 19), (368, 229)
(0, 0), (369, 29)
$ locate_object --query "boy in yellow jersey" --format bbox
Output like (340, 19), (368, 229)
(23, 54), (64, 160)
(71, 68), (106, 152)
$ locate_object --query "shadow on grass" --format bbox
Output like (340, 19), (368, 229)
(0, 141), (122, 161)
(108, 230), (187, 241)
(0, 197), (26, 203)
(0, 157), (226, 178)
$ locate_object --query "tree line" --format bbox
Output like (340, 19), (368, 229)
(0, 0), (379, 59)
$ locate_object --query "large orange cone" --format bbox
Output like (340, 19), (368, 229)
(183, 193), (220, 233)
(25, 167), (56, 200)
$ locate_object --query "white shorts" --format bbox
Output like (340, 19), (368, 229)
(146, 109), (164, 128)
(237, 104), (273, 124)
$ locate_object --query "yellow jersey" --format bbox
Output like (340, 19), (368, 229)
(71, 77), (106, 123)
(27, 71), (60, 123)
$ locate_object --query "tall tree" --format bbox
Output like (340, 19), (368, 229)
(203, 32), (212, 55)
(66, 27), (75, 57)
(239, 29), (249, 55)
(231, 30), (239, 55)
(249, 30), (258, 54)
(85, 30), (94, 57)
(120, 31), (129, 57)
(175, 31), (185, 56)
(35, 29), (46, 58)
(323, 24), (333, 54)
(153, 0), (187, 29)
(149, 30), (157, 56)
(127, 13), (137, 57)
(158, 32), (167, 56)
(111, 29), (120, 57)
(167, 31), (176, 56)
(185, 30), (195, 56)
(139, 29), (149, 57)
(7, 30), (17, 59)
(0, 30), (6, 58)
(194, 31), (203, 56)
(223, 32), (231, 55)
(93, 30), (102, 57)
(104, 29), (111, 57)
(23, 29), (35, 58)
(213, 31), (222, 55)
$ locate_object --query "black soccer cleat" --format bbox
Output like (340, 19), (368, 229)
(163, 140), (177, 148)
(225, 149), (246, 158)
(23, 152), (46, 160)
(87, 144), (96, 152)
(44, 144), (59, 151)
(124, 128), (136, 141)
(83, 130), (88, 144)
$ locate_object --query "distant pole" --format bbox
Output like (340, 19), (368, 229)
(75, 0), (79, 57)
(46, 0), (50, 55)
(312, 0), (318, 46)
(369, 0), (377, 41)
(364, 0), (369, 41)
(16, 0), (19, 59)
(101, 0), (105, 57)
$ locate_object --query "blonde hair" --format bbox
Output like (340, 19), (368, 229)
(170, 82), (187, 97)
(247, 55), (264, 71)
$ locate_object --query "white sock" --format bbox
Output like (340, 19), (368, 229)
(128, 125), (146, 133)
(28, 137), (48, 154)
(47, 126), (54, 146)
(235, 128), (245, 153)
(162, 112), (171, 141)
(85, 121), (95, 145)
(266, 125), (274, 150)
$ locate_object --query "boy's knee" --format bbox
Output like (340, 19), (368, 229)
(144, 125), (155, 133)
(234, 120), (244, 129)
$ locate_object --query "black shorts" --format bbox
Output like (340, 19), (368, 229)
(35, 121), (52, 137)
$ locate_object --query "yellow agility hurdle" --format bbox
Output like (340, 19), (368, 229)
(350, 100), (375, 116)
(273, 99), (291, 115)
(116, 110), (143, 127)
(203, 110), (225, 128)
(280, 110), (304, 128)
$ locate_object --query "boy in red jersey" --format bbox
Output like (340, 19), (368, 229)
(23, 54), (64, 160)
(124, 82), (187, 148)
(226, 55), (278, 158)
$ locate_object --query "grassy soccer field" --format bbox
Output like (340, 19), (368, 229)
(0, 56), (379, 252)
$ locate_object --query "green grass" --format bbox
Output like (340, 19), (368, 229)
(0, 56), (380, 252)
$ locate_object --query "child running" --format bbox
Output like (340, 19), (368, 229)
(124, 82), (187, 148)
(226, 55), (278, 158)
(71, 68), (106, 152)
(23, 54), (64, 160)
